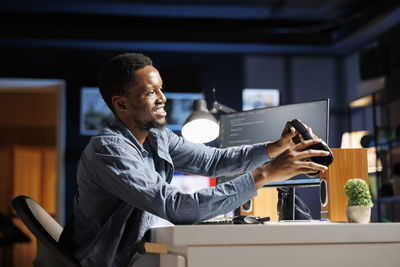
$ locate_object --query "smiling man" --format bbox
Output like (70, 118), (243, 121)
(59, 53), (329, 267)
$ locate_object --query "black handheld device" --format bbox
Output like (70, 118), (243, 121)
(287, 119), (334, 177)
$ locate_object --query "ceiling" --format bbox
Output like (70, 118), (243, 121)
(1, 0), (400, 55)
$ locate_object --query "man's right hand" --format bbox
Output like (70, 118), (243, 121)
(252, 139), (329, 189)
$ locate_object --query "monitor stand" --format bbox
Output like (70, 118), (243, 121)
(277, 187), (295, 220)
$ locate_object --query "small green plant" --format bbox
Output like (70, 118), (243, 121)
(344, 178), (374, 207)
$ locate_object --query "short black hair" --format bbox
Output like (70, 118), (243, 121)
(98, 52), (153, 113)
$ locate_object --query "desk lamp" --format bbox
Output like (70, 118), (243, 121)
(181, 88), (236, 143)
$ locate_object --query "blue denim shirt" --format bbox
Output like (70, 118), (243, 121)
(62, 116), (270, 266)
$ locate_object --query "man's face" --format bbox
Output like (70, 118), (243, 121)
(122, 65), (167, 130)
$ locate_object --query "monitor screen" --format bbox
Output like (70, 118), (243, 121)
(217, 99), (329, 187)
(80, 87), (112, 136)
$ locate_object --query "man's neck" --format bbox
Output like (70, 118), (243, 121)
(129, 126), (149, 145)
(116, 114), (150, 145)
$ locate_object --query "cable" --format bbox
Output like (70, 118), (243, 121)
(277, 187), (313, 220)
(294, 194), (313, 220)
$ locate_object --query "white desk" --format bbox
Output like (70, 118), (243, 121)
(151, 221), (400, 267)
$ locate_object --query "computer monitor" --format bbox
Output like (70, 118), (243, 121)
(217, 99), (330, 220)
(163, 92), (204, 131)
(79, 88), (204, 135)
(80, 87), (112, 136)
(217, 98), (330, 187)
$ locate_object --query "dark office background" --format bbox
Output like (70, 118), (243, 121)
(1, 0), (400, 223)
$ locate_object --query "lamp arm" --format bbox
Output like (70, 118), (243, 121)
(209, 87), (236, 114)
(210, 101), (236, 114)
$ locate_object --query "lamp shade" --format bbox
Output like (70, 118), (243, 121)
(181, 99), (219, 143)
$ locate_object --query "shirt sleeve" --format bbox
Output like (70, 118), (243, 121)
(88, 136), (258, 224)
(165, 127), (271, 177)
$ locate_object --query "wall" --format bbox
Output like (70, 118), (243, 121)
(245, 55), (350, 147)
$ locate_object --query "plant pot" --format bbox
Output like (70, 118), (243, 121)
(345, 206), (371, 223)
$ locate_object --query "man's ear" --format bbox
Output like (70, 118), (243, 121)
(112, 95), (127, 112)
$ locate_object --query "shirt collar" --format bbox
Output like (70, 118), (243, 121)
(106, 115), (161, 158)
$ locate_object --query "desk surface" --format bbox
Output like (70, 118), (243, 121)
(152, 221), (400, 246)
(151, 222), (400, 267)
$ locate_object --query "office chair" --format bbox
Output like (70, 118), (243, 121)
(11, 195), (81, 267)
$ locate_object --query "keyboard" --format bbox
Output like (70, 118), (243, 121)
(197, 216), (234, 224)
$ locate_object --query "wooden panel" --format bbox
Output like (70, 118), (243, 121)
(0, 147), (12, 213)
(320, 148), (369, 222)
(41, 147), (57, 214)
(0, 126), (56, 146)
(11, 146), (42, 267)
(12, 146), (42, 201)
(0, 92), (57, 127)
(10, 145), (57, 267)
(241, 187), (279, 221)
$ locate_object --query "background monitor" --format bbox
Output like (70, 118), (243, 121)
(80, 87), (112, 136)
(242, 88), (279, 111)
(217, 98), (329, 187)
(79, 88), (204, 135)
(163, 92), (205, 131)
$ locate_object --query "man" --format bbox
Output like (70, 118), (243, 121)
(60, 52), (329, 267)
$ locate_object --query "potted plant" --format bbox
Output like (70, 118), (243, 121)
(344, 178), (374, 223)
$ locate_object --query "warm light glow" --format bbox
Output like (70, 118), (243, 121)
(349, 95), (372, 108)
(341, 131), (382, 173)
(341, 131), (369, 148)
(181, 119), (219, 143)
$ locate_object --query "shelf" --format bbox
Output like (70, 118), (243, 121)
(349, 76), (400, 108)
(349, 90), (400, 108)
(356, 76), (386, 97)
(349, 94), (375, 108)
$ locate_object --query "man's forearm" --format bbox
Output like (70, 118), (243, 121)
(266, 139), (285, 159)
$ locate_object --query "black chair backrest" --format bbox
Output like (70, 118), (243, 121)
(12, 195), (80, 267)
